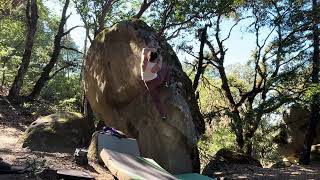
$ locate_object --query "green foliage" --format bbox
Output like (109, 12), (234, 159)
(0, 4), (26, 86)
(198, 124), (237, 167)
(74, 0), (140, 37)
(0, 0), (318, 170)
(107, 0), (140, 25)
(41, 74), (83, 112)
(303, 83), (320, 103)
(22, 100), (57, 117)
(252, 117), (282, 166)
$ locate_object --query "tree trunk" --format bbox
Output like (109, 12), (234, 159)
(97, 0), (115, 34)
(81, 28), (89, 114)
(205, 27), (244, 150)
(218, 65), (244, 150)
(133, 0), (156, 19)
(299, 0), (320, 165)
(8, 0), (38, 101)
(245, 140), (253, 156)
(27, 0), (69, 100)
(84, 97), (94, 129)
(1, 60), (6, 87)
(244, 98), (257, 156)
(193, 27), (206, 91)
(233, 112), (244, 150)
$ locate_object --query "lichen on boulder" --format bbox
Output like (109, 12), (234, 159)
(84, 20), (205, 174)
(19, 112), (94, 152)
(273, 104), (320, 163)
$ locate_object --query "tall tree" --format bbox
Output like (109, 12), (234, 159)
(28, 0), (80, 99)
(182, 0), (309, 153)
(300, 0), (320, 165)
(193, 25), (208, 91)
(75, 0), (119, 119)
(74, 0), (119, 42)
(96, 0), (118, 36)
(8, 0), (38, 101)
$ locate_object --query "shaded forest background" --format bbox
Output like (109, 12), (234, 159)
(0, 0), (319, 167)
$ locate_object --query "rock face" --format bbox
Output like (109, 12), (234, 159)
(202, 148), (262, 178)
(87, 131), (99, 162)
(84, 20), (205, 174)
(273, 104), (320, 163)
(19, 112), (94, 152)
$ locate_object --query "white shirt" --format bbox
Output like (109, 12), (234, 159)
(142, 61), (158, 81)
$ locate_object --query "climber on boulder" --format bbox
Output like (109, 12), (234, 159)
(141, 47), (170, 120)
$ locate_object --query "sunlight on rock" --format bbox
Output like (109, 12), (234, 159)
(98, 80), (106, 92)
(291, 171), (301, 175)
(303, 168), (316, 173)
(84, 20), (203, 174)
(237, 175), (248, 179)
(117, 86), (125, 93)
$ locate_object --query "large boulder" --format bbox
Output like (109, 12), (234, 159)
(273, 106), (307, 163)
(84, 20), (205, 174)
(19, 112), (94, 152)
(273, 104), (320, 163)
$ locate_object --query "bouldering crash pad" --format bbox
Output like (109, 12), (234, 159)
(97, 132), (140, 157)
(100, 148), (177, 180)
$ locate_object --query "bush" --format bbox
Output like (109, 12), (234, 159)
(40, 74), (83, 112)
(198, 122), (237, 169)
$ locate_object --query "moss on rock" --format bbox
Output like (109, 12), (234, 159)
(19, 112), (94, 152)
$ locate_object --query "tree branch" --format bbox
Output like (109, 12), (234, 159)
(61, 45), (83, 54)
(49, 63), (74, 79)
(133, 0), (157, 19)
(157, 3), (174, 38)
(63, 25), (82, 36)
(204, 39), (219, 62)
(97, 0), (118, 33)
(221, 16), (251, 43)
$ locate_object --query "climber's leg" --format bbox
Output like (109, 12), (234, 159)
(158, 65), (170, 86)
(144, 80), (166, 118)
(149, 87), (166, 118)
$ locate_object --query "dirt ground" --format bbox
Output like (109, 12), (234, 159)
(0, 94), (320, 180)
(0, 96), (114, 180)
(205, 162), (320, 180)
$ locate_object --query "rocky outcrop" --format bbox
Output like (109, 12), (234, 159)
(84, 20), (205, 174)
(202, 148), (262, 178)
(19, 112), (94, 152)
(273, 104), (320, 163)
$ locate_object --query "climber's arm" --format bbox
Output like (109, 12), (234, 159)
(151, 56), (162, 73)
(141, 58), (148, 71)
(141, 48), (156, 71)
(142, 48), (156, 56)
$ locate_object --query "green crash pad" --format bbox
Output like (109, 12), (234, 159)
(176, 173), (216, 180)
(100, 148), (216, 180)
(100, 148), (178, 180)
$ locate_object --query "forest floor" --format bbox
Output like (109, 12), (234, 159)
(0, 94), (114, 180)
(0, 92), (319, 180)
